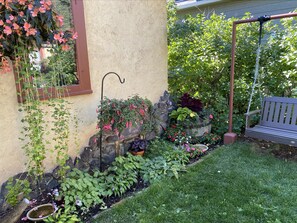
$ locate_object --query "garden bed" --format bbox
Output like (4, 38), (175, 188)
(14, 139), (222, 223)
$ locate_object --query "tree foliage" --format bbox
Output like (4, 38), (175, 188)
(167, 1), (297, 134)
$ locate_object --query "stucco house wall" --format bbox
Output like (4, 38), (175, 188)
(177, 0), (297, 18)
(0, 0), (168, 185)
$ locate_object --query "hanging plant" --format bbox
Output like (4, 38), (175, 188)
(0, 0), (77, 73)
(97, 96), (154, 137)
(0, 0), (80, 203)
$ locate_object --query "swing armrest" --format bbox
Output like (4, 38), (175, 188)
(244, 109), (261, 117)
(244, 110), (261, 128)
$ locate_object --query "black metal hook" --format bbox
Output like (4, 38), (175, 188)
(99, 72), (125, 171)
(101, 72), (125, 102)
(257, 15), (271, 45)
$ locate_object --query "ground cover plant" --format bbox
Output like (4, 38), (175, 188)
(93, 142), (297, 223)
(16, 137), (214, 222)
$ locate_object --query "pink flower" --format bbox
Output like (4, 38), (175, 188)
(139, 108), (145, 116)
(18, 0), (26, 5)
(4, 26), (12, 35)
(28, 3), (33, 10)
(56, 15), (64, 27)
(13, 23), (20, 30)
(209, 114), (214, 119)
(125, 121), (132, 128)
(129, 104), (137, 110)
(54, 32), (65, 43)
(103, 124), (112, 131)
(31, 8), (39, 17)
(26, 28), (37, 36)
(23, 22), (31, 31)
(39, 6), (46, 13)
(61, 44), (70, 51)
(0, 20), (3, 26)
(72, 32), (78, 40)
(9, 15), (14, 20)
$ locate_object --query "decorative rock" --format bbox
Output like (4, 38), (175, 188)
(46, 178), (59, 190)
(102, 144), (116, 164)
(74, 157), (90, 171)
(121, 126), (141, 139)
(80, 147), (93, 162)
(153, 91), (176, 136)
(105, 135), (119, 143)
(88, 134), (99, 148)
(89, 159), (101, 170)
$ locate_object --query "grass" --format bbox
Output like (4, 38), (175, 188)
(92, 143), (297, 223)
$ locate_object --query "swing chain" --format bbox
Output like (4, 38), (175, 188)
(246, 15), (271, 128)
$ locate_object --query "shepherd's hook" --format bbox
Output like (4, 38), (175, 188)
(99, 72), (125, 171)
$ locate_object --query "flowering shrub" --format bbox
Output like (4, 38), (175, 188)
(0, 0), (77, 72)
(199, 132), (221, 145)
(183, 144), (204, 159)
(97, 96), (153, 136)
(163, 124), (186, 144)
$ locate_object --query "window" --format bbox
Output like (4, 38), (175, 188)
(15, 0), (92, 102)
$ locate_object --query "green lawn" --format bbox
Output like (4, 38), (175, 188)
(93, 143), (297, 223)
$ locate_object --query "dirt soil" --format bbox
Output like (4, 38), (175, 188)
(238, 135), (297, 162)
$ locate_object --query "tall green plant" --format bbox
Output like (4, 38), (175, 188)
(2, 0), (78, 206)
(167, 2), (297, 134)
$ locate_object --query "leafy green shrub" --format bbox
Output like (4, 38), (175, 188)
(61, 169), (106, 213)
(145, 138), (176, 159)
(167, 2), (297, 135)
(5, 178), (31, 206)
(101, 154), (144, 197)
(44, 207), (80, 223)
(140, 156), (186, 184)
(163, 149), (190, 166)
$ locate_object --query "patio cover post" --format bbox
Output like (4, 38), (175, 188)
(224, 12), (297, 145)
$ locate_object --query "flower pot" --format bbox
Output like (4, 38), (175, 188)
(130, 150), (145, 156)
(26, 203), (56, 222)
(185, 123), (211, 138)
